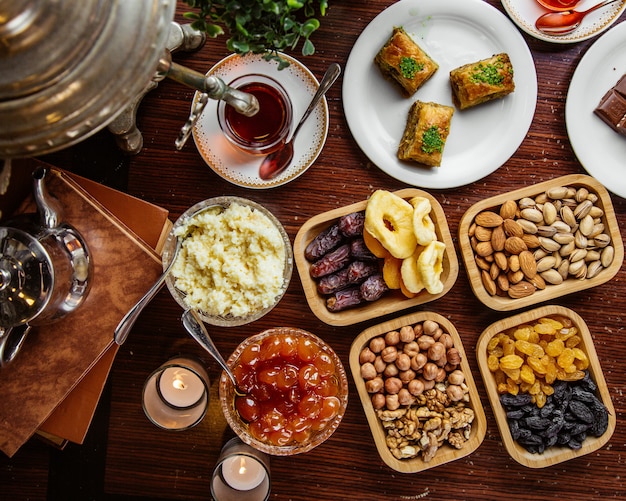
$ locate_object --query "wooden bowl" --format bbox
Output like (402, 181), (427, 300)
(294, 188), (458, 326)
(476, 305), (616, 468)
(458, 174), (623, 311)
(349, 311), (486, 473)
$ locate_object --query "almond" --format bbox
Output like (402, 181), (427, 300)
(499, 200), (518, 220)
(519, 250), (537, 279)
(521, 234), (541, 249)
(475, 211), (503, 228)
(504, 236), (527, 255)
(475, 241), (494, 257)
(507, 281), (536, 299)
(490, 225), (506, 251)
(502, 218), (524, 238)
(494, 251), (508, 271)
(481, 269), (497, 296)
(529, 274), (547, 290)
(474, 225), (493, 242)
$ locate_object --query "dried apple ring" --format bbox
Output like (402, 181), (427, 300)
(409, 196), (437, 246)
(365, 190), (417, 259)
(400, 247), (425, 294)
(417, 240), (446, 294)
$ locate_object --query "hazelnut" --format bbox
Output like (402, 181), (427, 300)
(448, 369), (465, 386)
(446, 347), (462, 366)
(403, 341), (420, 358)
(371, 393), (386, 410)
(411, 353), (427, 371)
(435, 367), (447, 383)
(365, 376), (384, 393)
(381, 346), (398, 363)
(369, 337), (386, 353)
(374, 356), (386, 374)
(399, 325), (416, 343)
(439, 333), (454, 350)
(421, 377), (435, 391)
(413, 323), (424, 337)
(422, 320), (439, 336)
(385, 330), (400, 346)
(446, 384), (465, 402)
(397, 388), (414, 406)
(395, 353), (411, 372)
(384, 377), (403, 395)
(359, 347), (376, 364)
(417, 334), (436, 351)
(383, 363), (399, 378)
(360, 362), (377, 380)
(422, 362), (439, 381)
(386, 394), (400, 411)
(408, 378), (425, 396)
(399, 369), (416, 384)
(427, 342), (446, 362)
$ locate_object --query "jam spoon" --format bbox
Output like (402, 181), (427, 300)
(535, 0), (622, 35)
(258, 63), (341, 180)
(181, 308), (239, 390)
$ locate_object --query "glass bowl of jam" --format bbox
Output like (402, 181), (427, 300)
(219, 327), (349, 455)
(217, 74), (293, 155)
(535, 0), (581, 11)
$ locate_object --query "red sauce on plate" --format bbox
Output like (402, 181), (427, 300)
(233, 332), (342, 447)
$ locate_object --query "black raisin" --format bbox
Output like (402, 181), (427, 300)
(568, 400), (594, 424)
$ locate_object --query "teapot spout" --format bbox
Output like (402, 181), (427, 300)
(32, 167), (63, 229)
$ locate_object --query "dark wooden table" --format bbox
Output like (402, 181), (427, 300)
(2, 1), (625, 499)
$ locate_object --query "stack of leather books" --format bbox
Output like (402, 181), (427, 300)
(0, 163), (170, 457)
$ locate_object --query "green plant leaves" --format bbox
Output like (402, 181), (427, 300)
(184, 0), (327, 66)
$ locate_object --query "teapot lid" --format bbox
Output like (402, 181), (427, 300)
(0, 227), (51, 327)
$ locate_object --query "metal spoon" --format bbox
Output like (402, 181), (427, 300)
(181, 309), (238, 389)
(114, 236), (183, 345)
(535, 0), (622, 35)
(258, 63), (341, 180)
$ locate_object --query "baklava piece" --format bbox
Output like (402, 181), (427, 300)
(449, 53), (515, 110)
(375, 27), (439, 97)
(397, 101), (454, 167)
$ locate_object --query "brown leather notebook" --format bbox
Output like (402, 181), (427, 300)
(0, 166), (166, 457)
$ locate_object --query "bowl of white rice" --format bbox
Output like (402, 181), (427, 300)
(163, 196), (293, 326)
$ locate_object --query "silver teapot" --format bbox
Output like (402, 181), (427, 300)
(0, 168), (91, 366)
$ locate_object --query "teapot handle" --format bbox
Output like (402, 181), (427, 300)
(33, 167), (63, 229)
(0, 325), (31, 368)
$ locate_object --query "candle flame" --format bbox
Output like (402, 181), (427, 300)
(238, 456), (247, 475)
(173, 376), (187, 390)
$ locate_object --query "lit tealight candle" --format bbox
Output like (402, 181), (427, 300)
(158, 366), (206, 408)
(221, 455), (266, 491)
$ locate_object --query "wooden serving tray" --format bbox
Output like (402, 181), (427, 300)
(458, 174), (624, 311)
(293, 188), (459, 326)
(476, 305), (616, 468)
(349, 311), (486, 473)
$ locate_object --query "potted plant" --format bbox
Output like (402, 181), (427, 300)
(184, 0), (329, 68)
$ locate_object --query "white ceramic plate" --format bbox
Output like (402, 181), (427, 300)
(502, 0), (626, 44)
(343, 0), (537, 189)
(566, 21), (626, 199)
(192, 53), (329, 189)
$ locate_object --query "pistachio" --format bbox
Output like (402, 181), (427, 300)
(551, 220), (572, 234)
(574, 200), (593, 220)
(601, 246), (615, 268)
(560, 206), (577, 228)
(589, 206), (604, 218)
(516, 219), (538, 234)
(585, 250), (601, 262)
(536, 255), (557, 273)
(542, 201), (557, 225)
(589, 223), (605, 238)
(593, 234), (611, 248)
(579, 214), (594, 236)
(546, 186), (569, 199)
(520, 207), (544, 224)
(574, 230), (588, 249)
(575, 187), (589, 203)
(568, 259), (586, 279)
(539, 236), (561, 253)
(540, 268), (564, 285)
(558, 240), (576, 257)
(553, 232), (574, 245)
(537, 225), (556, 238)
(586, 260), (603, 279)
(518, 197), (536, 210)
(569, 248), (587, 263)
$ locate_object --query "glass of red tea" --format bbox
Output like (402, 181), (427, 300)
(218, 74), (293, 155)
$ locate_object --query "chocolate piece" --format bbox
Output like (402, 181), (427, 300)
(594, 89), (626, 134)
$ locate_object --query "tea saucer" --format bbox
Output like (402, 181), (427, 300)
(501, 0), (626, 44)
(192, 53), (329, 189)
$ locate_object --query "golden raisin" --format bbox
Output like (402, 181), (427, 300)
(557, 348), (575, 368)
(515, 340), (544, 358)
(487, 354), (500, 372)
(545, 339), (565, 357)
(500, 354), (524, 370)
